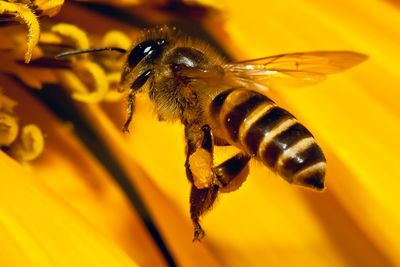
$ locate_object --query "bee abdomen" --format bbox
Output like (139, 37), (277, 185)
(210, 89), (326, 190)
(258, 121), (326, 190)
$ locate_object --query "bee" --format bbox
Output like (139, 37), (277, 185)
(57, 26), (367, 241)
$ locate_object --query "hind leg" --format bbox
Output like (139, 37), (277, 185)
(185, 124), (214, 188)
(214, 152), (251, 193)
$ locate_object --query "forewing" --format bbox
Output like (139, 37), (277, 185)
(175, 51), (367, 90)
(229, 51), (367, 73)
(174, 65), (241, 88)
(231, 69), (327, 89)
(224, 51), (367, 89)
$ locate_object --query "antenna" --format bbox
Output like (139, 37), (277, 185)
(55, 47), (127, 58)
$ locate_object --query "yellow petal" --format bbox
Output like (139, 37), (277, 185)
(0, 151), (139, 267)
(2, 76), (168, 266)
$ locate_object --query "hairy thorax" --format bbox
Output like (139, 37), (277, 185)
(149, 46), (214, 124)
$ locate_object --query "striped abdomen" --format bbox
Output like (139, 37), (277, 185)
(209, 88), (326, 190)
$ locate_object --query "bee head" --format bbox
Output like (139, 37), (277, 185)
(119, 38), (168, 92)
(127, 39), (168, 68)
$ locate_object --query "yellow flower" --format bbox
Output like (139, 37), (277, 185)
(0, 0), (399, 266)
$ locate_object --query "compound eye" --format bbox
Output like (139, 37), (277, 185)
(127, 39), (167, 68)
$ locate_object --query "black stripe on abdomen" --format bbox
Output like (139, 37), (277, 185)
(260, 122), (326, 187)
(244, 107), (293, 156)
(224, 94), (266, 142)
(279, 143), (325, 179)
(209, 89), (235, 118)
(261, 123), (313, 168)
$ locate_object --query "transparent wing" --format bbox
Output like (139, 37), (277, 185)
(230, 68), (327, 89)
(228, 51), (367, 73)
(175, 51), (367, 90)
(224, 51), (367, 89)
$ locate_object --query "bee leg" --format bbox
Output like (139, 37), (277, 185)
(122, 69), (153, 133)
(185, 124), (214, 188)
(214, 153), (251, 193)
(122, 91), (135, 133)
(184, 124), (217, 240)
(189, 184), (219, 242)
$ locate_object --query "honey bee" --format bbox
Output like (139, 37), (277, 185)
(57, 26), (367, 241)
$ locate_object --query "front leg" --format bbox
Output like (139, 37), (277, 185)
(122, 91), (135, 132)
(122, 69), (153, 132)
